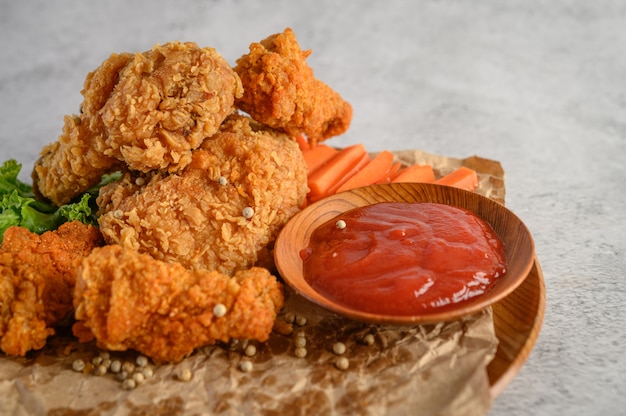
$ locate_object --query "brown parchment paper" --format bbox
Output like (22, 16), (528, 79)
(0, 149), (505, 416)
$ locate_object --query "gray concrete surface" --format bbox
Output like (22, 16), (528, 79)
(1, 1), (625, 414)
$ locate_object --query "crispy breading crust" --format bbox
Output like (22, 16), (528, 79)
(73, 245), (284, 363)
(0, 222), (104, 356)
(234, 27), (352, 145)
(33, 42), (243, 206)
(97, 114), (308, 275)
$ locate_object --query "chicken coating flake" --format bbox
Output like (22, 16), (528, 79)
(0, 222), (104, 356)
(97, 114), (308, 275)
(234, 27), (353, 146)
(33, 41), (243, 206)
(73, 245), (284, 363)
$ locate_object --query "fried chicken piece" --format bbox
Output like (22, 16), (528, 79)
(73, 244), (284, 363)
(234, 28), (352, 146)
(97, 114), (308, 275)
(0, 222), (104, 356)
(33, 41), (243, 206)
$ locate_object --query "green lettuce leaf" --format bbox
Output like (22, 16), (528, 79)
(0, 159), (118, 242)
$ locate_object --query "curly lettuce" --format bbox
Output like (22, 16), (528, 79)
(0, 159), (119, 242)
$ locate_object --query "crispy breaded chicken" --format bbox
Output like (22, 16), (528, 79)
(234, 28), (352, 146)
(33, 41), (243, 206)
(0, 222), (103, 356)
(73, 245), (284, 363)
(97, 114), (308, 275)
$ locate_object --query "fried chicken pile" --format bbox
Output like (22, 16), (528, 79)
(0, 222), (103, 356)
(33, 41), (243, 206)
(73, 245), (283, 363)
(2, 28), (351, 361)
(97, 114), (308, 275)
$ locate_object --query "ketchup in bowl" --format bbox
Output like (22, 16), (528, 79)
(300, 202), (507, 316)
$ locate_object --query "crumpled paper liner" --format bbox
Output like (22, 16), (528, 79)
(0, 149), (505, 416)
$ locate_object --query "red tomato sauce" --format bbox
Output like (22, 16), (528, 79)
(300, 202), (507, 315)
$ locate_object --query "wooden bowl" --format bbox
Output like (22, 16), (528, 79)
(274, 182), (535, 325)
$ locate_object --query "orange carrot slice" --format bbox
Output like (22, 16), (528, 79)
(296, 135), (310, 151)
(302, 145), (339, 175)
(324, 152), (371, 196)
(392, 164), (435, 183)
(307, 144), (368, 199)
(309, 152), (371, 203)
(434, 166), (478, 191)
(336, 150), (395, 193)
(375, 161), (403, 184)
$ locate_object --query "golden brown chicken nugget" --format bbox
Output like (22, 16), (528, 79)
(234, 27), (352, 145)
(33, 41), (243, 206)
(73, 245), (284, 363)
(0, 222), (103, 356)
(97, 114), (308, 275)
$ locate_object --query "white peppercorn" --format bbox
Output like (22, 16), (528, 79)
(213, 303), (227, 317)
(239, 360), (253, 373)
(176, 368), (193, 381)
(335, 357), (349, 370)
(294, 347), (307, 358)
(72, 359), (85, 372)
(244, 344), (257, 357)
(332, 342), (347, 355)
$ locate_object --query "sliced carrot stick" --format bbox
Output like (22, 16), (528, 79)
(336, 150), (395, 193)
(295, 134), (310, 151)
(434, 166), (478, 191)
(375, 161), (403, 184)
(324, 152), (371, 196)
(309, 152), (371, 202)
(307, 144), (368, 199)
(392, 164), (435, 183)
(302, 145), (339, 174)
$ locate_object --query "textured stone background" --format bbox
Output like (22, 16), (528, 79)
(1, 1), (625, 414)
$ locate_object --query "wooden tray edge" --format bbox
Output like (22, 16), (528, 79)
(488, 257), (546, 397)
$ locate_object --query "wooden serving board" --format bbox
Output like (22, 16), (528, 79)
(488, 258), (546, 397)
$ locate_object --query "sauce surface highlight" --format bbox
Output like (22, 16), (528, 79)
(300, 202), (507, 315)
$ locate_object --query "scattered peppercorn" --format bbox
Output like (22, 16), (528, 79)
(294, 347), (307, 358)
(116, 371), (129, 382)
(213, 303), (227, 317)
(110, 360), (122, 373)
(335, 357), (349, 370)
(332, 342), (347, 355)
(294, 336), (306, 348)
(122, 378), (137, 390)
(133, 372), (146, 384)
(283, 311), (296, 324)
(176, 368), (193, 382)
(141, 366), (154, 379)
(362, 334), (375, 346)
(94, 364), (108, 376)
(72, 359), (85, 372)
(244, 344), (257, 357)
(136, 355), (149, 368)
(122, 361), (135, 374)
(239, 360), (253, 373)
(242, 206), (254, 219)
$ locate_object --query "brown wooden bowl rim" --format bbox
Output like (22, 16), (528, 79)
(274, 182), (536, 325)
